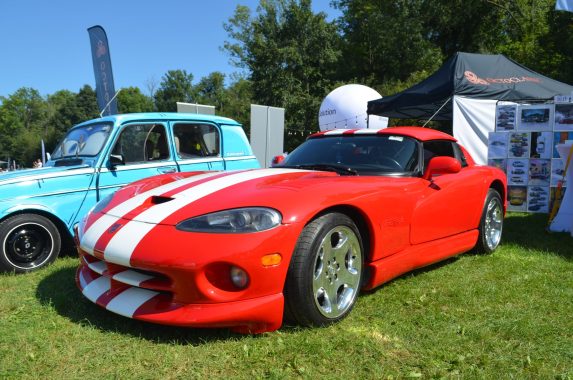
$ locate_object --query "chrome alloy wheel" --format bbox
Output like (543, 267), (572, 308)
(484, 196), (503, 251)
(312, 225), (362, 318)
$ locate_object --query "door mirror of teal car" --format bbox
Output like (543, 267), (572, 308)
(109, 154), (125, 169)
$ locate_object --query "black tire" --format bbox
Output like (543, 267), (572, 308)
(0, 214), (61, 273)
(284, 212), (364, 327)
(474, 189), (503, 254)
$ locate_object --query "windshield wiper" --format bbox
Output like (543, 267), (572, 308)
(282, 164), (358, 176)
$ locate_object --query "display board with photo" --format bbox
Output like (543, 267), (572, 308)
(551, 158), (565, 187)
(529, 159), (551, 187)
(527, 186), (550, 213)
(508, 132), (530, 158)
(518, 105), (553, 131)
(487, 132), (509, 158)
(554, 103), (573, 131)
(488, 101), (571, 213)
(495, 104), (517, 131)
(507, 158), (528, 185)
(553, 132), (573, 158)
(507, 185), (527, 212)
(530, 131), (553, 159)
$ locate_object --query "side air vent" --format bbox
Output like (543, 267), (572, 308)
(151, 195), (174, 204)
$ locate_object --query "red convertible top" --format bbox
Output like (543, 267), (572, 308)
(310, 126), (457, 142)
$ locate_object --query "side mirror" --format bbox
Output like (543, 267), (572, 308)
(109, 154), (125, 170)
(271, 154), (286, 167)
(423, 156), (461, 180)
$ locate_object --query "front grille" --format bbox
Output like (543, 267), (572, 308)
(81, 254), (172, 292)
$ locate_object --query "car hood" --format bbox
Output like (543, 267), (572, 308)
(93, 168), (418, 227)
(0, 164), (92, 186)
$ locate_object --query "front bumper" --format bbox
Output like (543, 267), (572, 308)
(76, 261), (283, 333)
(75, 222), (302, 333)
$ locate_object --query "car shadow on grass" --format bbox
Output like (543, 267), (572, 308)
(502, 212), (573, 261)
(35, 266), (251, 345)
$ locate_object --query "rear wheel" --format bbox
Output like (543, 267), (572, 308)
(0, 214), (61, 273)
(284, 213), (363, 326)
(475, 189), (503, 254)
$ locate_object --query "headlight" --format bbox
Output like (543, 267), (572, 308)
(176, 207), (282, 233)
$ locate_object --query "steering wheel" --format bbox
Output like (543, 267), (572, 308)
(376, 156), (402, 170)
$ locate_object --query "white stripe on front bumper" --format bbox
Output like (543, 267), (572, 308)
(82, 276), (111, 303)
(106, 287), (159, 317)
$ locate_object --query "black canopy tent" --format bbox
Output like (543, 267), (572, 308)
(367, 52), (573, 121)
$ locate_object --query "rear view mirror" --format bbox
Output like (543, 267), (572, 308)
(423, 156), (461, 180)
(109, 154), (125, 169)
(271, 154), (286, 167)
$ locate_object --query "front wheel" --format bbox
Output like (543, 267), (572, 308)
(0, 214), (61, 273)
(284, 213), (364, 327)
(475, 189), (503, 254)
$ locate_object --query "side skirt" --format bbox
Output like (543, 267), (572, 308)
(363, 230), (478, 290)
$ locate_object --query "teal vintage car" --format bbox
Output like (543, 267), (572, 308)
(0, 113), (259, 273)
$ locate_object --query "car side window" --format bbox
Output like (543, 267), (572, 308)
(452, 143), (468, 167)
(173, 123), (220, 159)
(111, 124), (169, 164)
(422, 140), (457, 171)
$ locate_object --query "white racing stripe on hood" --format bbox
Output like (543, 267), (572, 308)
(103, 168), (304, 267)
(80, 171), (221, 256)
(80, 214), (121, 255)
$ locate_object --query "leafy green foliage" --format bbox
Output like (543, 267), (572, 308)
(333, 0), (443, 84)
(154, 69), (196, 112)
(0, 88), (48, 166)
(195, 72), (228, 113)
(117, 87), (154, 113)
(224, 0), (341, 150)
(219, 76), (253, 135)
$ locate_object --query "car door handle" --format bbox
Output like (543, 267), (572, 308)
(158, 167), (177, 174)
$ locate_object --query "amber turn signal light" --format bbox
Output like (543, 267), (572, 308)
(261, 253), (282, 267)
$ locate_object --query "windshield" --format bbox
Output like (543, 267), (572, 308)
(280, 134), (419, 175)
(51, 123), (112, 159)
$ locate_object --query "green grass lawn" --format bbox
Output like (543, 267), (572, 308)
(1, 213), (572, 379)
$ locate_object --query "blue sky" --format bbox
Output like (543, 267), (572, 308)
(0, 0), (340, 98)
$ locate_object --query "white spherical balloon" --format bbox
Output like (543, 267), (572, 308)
(318, 84), (389, 131)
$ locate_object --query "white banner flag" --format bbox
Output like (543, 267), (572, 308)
(556, 0), (573, 12)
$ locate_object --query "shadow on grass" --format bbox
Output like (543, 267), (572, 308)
(35, 266), (249, 345)
(502, 212), (573, 261)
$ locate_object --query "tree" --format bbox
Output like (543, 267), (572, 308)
(45, 90), (77, 150)
(540, 7), (573, 84)
(0, 87), (47, 166)
(332, 0), (443, 86)
(75, 85), (100, 121)
(154, 70), (196, 112)
(223, 76), (254, 135)
(421, 0), (506, 58)
(224, 0), (342, 150)
(195, 72), (227, 112)
(42, 86), (99, 155)
(117, 87), (154, 113)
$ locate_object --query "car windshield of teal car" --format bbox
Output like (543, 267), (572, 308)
(278, 134), (419, 176)
(51, 123), (112, 160)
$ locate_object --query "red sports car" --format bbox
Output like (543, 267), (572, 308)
(76, 127), (506, 333)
